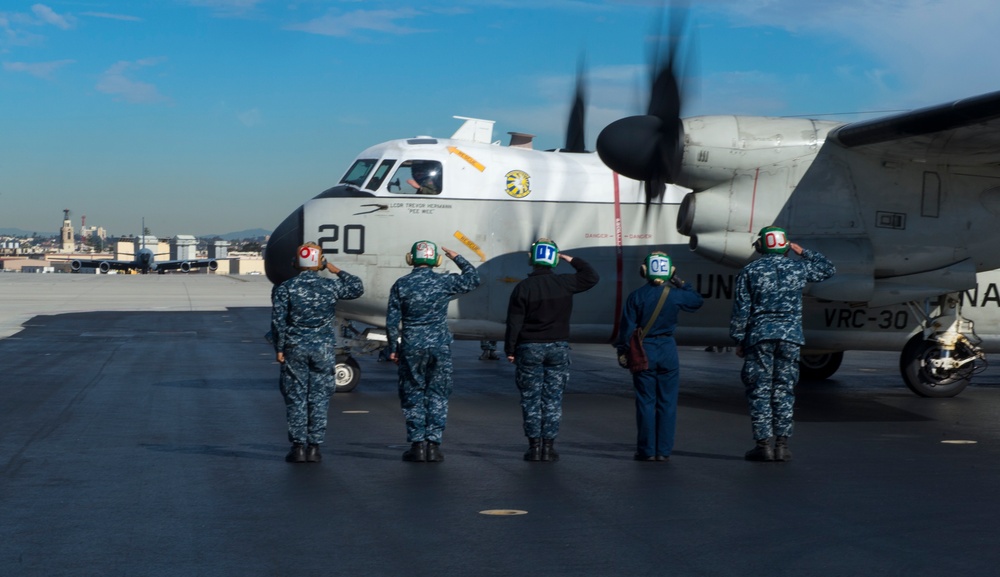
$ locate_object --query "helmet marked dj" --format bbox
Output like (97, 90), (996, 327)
(753, 226), (792, 255)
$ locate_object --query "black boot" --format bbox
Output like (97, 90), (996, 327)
(426, 442), (444, 463)
(402, 441), (427, 462)
(541, 439), (560, 462)
(305, 444), (322, 463)
(774, 436), (793, 462)
(745, 438), (774, 462)
(285, 443), (306, 463)
(524, 438), (542, 461)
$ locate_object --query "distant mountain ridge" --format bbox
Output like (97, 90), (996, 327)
(199, 228), (271, 240)
(0, 227), (271, 240)
(0, 228), (55, 237)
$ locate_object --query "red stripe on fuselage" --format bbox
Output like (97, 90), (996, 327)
(610, 173), (624, 342)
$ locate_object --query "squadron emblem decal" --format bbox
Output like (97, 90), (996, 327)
(505, 170), (531, 198)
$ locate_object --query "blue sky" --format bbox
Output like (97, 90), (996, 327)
(2, 0), (998, 237)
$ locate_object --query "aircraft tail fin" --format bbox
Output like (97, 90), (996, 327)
(451, 117), (495, 144)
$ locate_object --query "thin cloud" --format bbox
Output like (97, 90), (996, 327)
(96, 58), (170, 104)
(238, 108), (262, 127)
(3, 59), (74, 78)
(81, 12), (143, 22)
(285, 8), (426, 37)
(31, 4), (75, 30)
(705, 0), (1000, 106)
(182, 0), (266, 18)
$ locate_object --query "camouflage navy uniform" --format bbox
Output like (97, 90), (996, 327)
(387, 255), (480, 445)
(616, 280), (704, 460)
(730, 249), (835, 442)
(271, 269), (364, 447)
(505, 257), (599, 452)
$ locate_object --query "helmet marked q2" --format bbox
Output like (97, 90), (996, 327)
(406, 240), (442, 267)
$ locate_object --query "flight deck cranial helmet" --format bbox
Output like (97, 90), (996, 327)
(296, 242), (325, 270)
(529, 238), (559, 268)
(754, 226), (790, 255)
(406, 240), (442, 267)
(640, 252), (673, 284)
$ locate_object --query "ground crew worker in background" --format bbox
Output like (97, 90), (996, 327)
(387, 240), (480, 463)
(615, 252), (703, 461)
(479, 339), (499, 360)
(505, 238), (599, 462)
(730, 226), (835, 462)
(271, 243), (364, 464)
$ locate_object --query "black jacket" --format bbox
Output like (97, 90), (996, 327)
(504, 257), (599, 355)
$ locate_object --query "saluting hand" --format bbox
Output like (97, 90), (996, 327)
(789, 242), (804, 256)
(441, 247), (459, 260)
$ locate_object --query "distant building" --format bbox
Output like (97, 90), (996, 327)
(171, 235), (197, 261)
(81, 226), (107, 241)
(59, 214), (74, 253)
(207, 240), (229, 260)
(0, 239), (22, 256)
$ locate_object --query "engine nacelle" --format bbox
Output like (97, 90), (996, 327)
(676, 183), (759, 267)
(99, 262), (111, 274)
(180, 262), (191, 273)
(208, 260), (218, 272)
(71, 260), (82, 272)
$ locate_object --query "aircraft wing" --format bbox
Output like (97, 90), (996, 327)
(154, 259), (219, 273)
(828, 89), (1000, 164)
(70, 259), (138, 272)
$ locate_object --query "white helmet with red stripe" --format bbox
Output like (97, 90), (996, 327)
(296, 243), (325, 270)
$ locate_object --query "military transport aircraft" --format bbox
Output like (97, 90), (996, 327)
(71, 239), (218, 275)
(263, 34), (1000, 398)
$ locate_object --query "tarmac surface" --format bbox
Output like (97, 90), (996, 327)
(3, 275), (1000, 576)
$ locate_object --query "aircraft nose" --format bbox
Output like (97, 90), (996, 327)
(265, 205), (303, 285)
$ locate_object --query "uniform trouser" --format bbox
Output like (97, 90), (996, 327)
(741, 340), (800, 440)
(631, 337), (680, 458)
(397, 345), (453, 444)
(515, 342), (570, 439)
(280, 341), (336, 446)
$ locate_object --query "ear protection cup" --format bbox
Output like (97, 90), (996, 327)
(639, 264), (647, 278)
(405, 253), (413, 266)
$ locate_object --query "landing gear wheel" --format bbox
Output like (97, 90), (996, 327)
(899, 333), (970, 398)
(798, 351), (843, 381)
(334, 357), (361, 393)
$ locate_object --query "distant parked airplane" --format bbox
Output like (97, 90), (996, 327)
(71, 223), (217, 274)
(70, 245), (218, 274)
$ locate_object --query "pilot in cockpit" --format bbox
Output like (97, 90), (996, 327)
(406, 161), (442, 195)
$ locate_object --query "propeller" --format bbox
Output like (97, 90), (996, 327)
(596, 4), (689, 203)
(563, 60), (588, 153)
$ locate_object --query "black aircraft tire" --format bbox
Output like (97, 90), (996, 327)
(334, 357), (361, 393)
(798, 351), (844, 382)
(899, 333), (970, 398)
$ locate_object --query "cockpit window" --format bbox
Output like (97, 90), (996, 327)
(340, 159), (377, 188)
(365, 160), (396, 191)
(386, 160), (443, 195)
